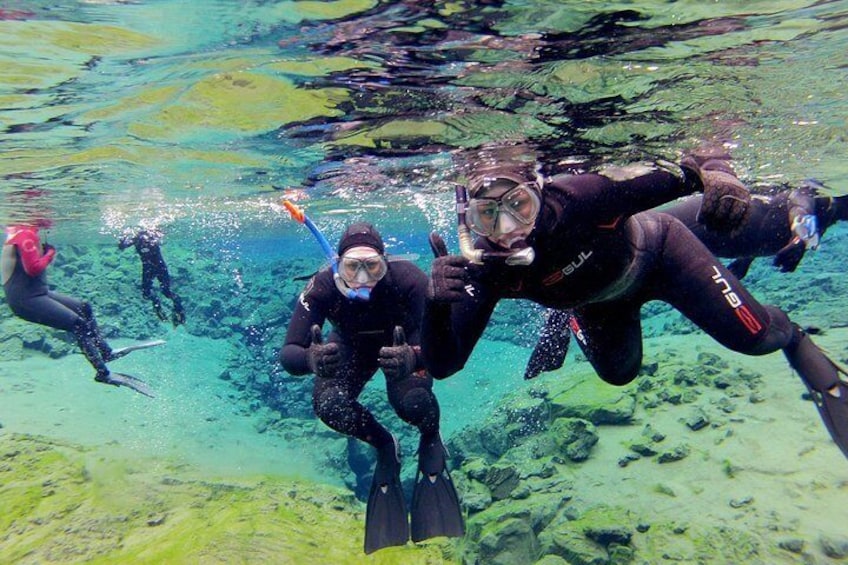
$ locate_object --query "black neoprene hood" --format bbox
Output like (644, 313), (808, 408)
(337, 222), (385, 256)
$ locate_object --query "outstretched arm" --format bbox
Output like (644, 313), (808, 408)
(8, 228), (54, 276)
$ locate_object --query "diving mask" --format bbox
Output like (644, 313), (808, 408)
(465, 182), (541, 238)
(338, 252), (388, 285)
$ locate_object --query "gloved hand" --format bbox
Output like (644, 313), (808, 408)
(379, 326), (418, 382)
(695, 160), (751, 232)
(307, 325), (341, 378)
(427, 232), (469, 302)
(42, 243), (55, 255)
(773, 238), (806, 273)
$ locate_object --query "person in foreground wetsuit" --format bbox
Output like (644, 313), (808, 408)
(422, 151), (848, 460)
(2, 224), (156, 396)
(119, 228), (185, 326)
(525, 179), (848, 380)
(279, 222), (463, 554)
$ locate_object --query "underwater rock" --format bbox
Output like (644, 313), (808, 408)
(549, 417), (598, 462)
(504, 395), (550, 437)
(656, 444), (691, 464)
(533, 555), (570, 565)
(820, 534), (848, 559)
(539, 504), (636, 565)
(548, 374), (636, 425)
(484, 463), (521, 501)
(684, 407), (710, 431)
(479, 517), (542, 565)
(777, 538), (805, 553)
(457, 477), (493, 513)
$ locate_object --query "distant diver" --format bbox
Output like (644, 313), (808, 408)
(119, 228), (186, 326)
(2, 223), (162, 397)
(279, 219), (464, 553)
(422, 147), (848, 461)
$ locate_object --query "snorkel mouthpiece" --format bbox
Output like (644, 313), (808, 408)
(454, 184), (535, 266)
(505, 247), (535, 266)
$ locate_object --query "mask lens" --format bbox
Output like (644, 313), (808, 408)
(466, 199), (500, 236)
(339, 254), (386, 283)
(465, 183), (541, 236)
(502, 185), (540, 225)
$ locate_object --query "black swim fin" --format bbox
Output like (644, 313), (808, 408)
(95, 372), (155, 398)
(107, 339), (166, 361)
(410, 434), (464, 543)
(364, 437), (409, 554)
(784, 327), (848, 460)
(726, 256), (755, 279)
(525, 309), (572, 380)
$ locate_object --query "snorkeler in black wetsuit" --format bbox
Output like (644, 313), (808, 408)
(279, 222), (463, 554)
(2, 224), (157, 396)
(525, 180), (848, 379)
(119, 228), (185, 326)
(422, 152), (848, 460)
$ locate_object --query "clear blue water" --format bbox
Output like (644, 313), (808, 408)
(2, 1), (848, 563)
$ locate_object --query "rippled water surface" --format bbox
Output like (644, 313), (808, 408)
(1, 0), (846, 242)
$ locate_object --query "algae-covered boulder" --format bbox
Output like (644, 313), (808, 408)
(549, 417), (599, 462)
(539, 504), (638, 564)
(478, 517), (542, 565)
(548, 373), (636, 425)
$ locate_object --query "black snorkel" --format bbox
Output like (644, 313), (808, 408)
(455, 184), (535, 266)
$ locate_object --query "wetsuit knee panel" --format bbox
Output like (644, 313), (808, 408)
(395, 386), (439, 421)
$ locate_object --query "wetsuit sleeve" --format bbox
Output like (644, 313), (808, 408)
(9, 229), (54, 277)
(547, 162), (701, 226)
(398, 263), (429, 371)
(279, 272), (333, 375)
(117, 235), (134, 250)
(421, 268), (498, 379)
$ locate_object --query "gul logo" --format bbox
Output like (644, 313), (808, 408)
(542, 250), (593, 286)
(568, 315), (587, 346)
(710, 266), (763, 335)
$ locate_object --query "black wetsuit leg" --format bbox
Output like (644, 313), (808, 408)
(141, 264), (166, 319)
(8, 291), (80, 331)
(312, 353), (394, 449)
(571, 301), (644, 386)
(386, 373), (440, 438)
(573, 212), (796, 385)
(48, 292), (114, 361)
(664, 194), (791, 258)
(644, 213), (794, 354)
(156, 266), (185, 323)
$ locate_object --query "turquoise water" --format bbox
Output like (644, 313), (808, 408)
(2, 1), (848, 563)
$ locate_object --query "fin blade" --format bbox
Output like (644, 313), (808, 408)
(109, 339), (166, 360)
(410, 468), (464, 542)
(99, 373), (155, 398)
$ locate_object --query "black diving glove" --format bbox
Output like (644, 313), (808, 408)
(307, 325), (341, 378)
(379, 326), (418, 382)
(694, 159), (751, 232)
(773, 237), (806, 273)
(427, 232), (469, 303)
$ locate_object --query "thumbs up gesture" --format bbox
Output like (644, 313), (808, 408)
(307, 325), (342, 378)
(379, 326), (419, 382)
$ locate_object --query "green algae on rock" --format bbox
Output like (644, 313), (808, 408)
(0, 433), (454, 564)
